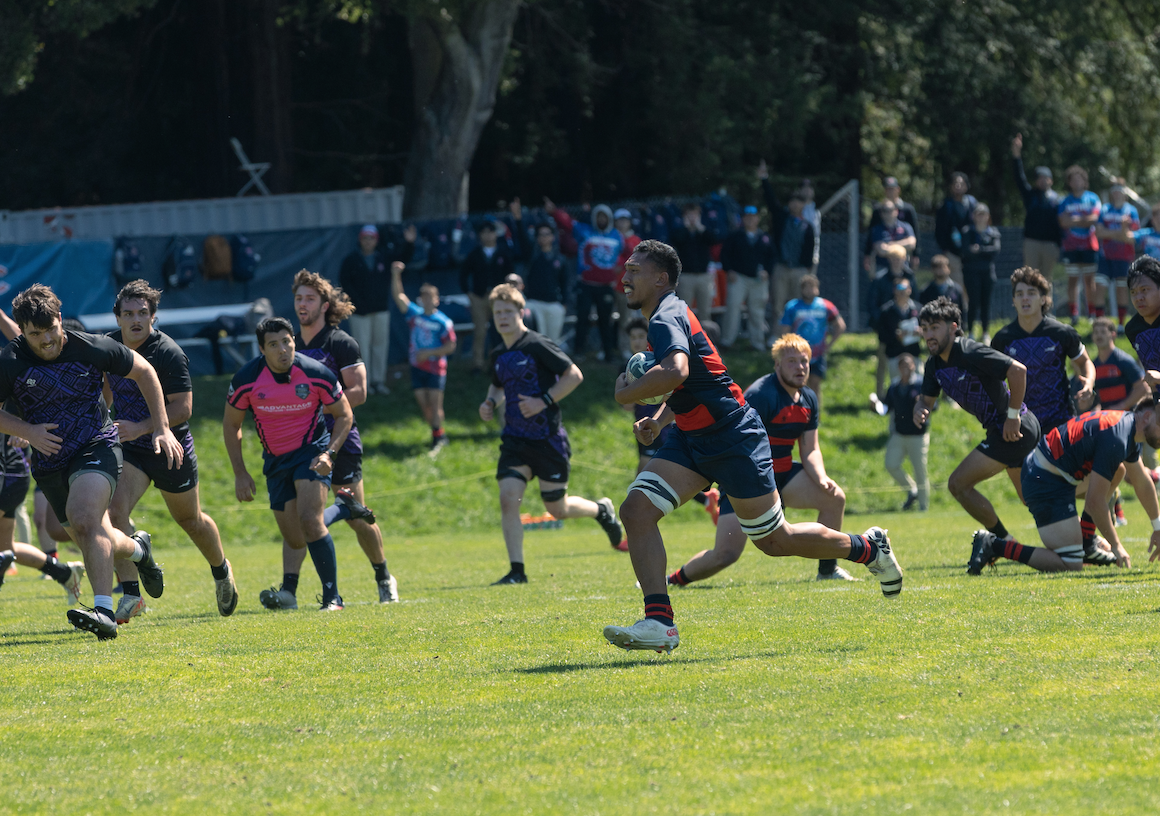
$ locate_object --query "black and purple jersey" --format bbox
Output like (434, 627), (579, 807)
(490, 330), (572, 445)
(1038, 410), (1140, 482)
(1094, 347), (1144, 407)
(744, 374), (818, 475)
(648, 290), (745, 434)
(923, 337), (1026, 431)
(991, 317), (1083, 431)
(1125, 312), (1160, 373)
(0, 331), (134, 475)
(295, 325), (363, 456)
(106, 329), (195, 458)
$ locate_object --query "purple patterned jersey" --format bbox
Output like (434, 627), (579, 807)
(0, 331), (134, 475)
(295, 325), (363, 456)
(990, 317), (1082, 432)
(1125, 312), (1160, 373)
(106, 328), (195, 459)
(923, 337), (1026, 431)
(490, 330), (572, 449)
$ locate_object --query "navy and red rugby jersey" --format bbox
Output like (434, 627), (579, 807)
(1037, 410), (1140, 483)
(647, 290), (745, 434)
(1093, 347), (1144, 407)
(744, 373), (819, 475)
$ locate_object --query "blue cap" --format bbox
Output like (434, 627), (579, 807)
(895, 280), (910, 291)
(743, 205), (758, 215)
(613, 208), (632, 220)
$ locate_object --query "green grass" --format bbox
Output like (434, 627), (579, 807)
(3, 332), (1160, 815)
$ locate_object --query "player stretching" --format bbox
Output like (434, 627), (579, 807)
(668, 333), (856, 586)
(104, 280), (238, 623)
(604, 241), (901, 654)
(478, 283), (625, 585)
(289, 270), (397, 604)
(224, 317), (353, 612)
(915, 297), (1039, 549)
(968, 403), (1160, 573)
(0, 285), (180, 639)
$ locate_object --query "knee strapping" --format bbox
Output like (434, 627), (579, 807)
(1055, 544), (1084, 564)
(540, 487), (566, 503)
(737, 501), (785, 539)
(1093, 274), (1110, 287)
(1064, 263), (1097, 279)
(628, 472), (679, 516)
(497, 469), (528, 483)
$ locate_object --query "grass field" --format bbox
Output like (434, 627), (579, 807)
(3, 331), (1160, 814)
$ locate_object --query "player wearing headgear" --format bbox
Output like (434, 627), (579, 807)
(478, 283), (626, 585)
(0, 284), (181, 639)
(914, 296), (1039, 554)
(223, 317), (353, 612)
(605, 241), (901, 654)
(967, 401), (1160, 574)
(103, 280), (238, 624)
(289, 269), (397, 604)
(667, 333), (855, 586)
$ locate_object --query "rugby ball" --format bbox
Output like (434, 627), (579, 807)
(625, 351), (671, 405)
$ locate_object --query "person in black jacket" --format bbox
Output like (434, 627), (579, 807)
(668, 203), (719, 320)
(758, 160), (818, 323)
(720, 205), (775, 349)
(918, 255), (965, 313)
(1010, 133), (1061, 278)
(877, 277), (923, 386)
(961, 203), (1002, 342)
(339, 223), (416, 396)
(869, 245), (919, 397)
(511, 199), (570, 344)
(934, 172), (978, 309)
(459, 219), (515, 373)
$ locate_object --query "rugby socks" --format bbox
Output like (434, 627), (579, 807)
(43, 548), (58, 560)
(994, 538), (1036, 565)
(1070, 302), (1080, 320)
(306, 535), (339, 602)
(1080, 511), (1097, 548)
(691, 492), (709, 507)
(282, 572), (300, 596)
(643, 593), (674, 627)
(323, 503), (351, 526)
(817, 559), (838, 576)
(38, 555), (71, 583)
(122, 580), (141, 598)
(510, 561), (525, 576)
(844, 534), (879, 565)
(667, 567), (691, 586)
(373, 561), (389, 582)
(432, 427), (445, 443)
(94, 595), (114, 619)
(210, 562), (229, 580)
(1118, 305), (1129, 324)
(987, 521), (1009, 540)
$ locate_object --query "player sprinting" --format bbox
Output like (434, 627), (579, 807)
(289, 270), (397, 604)
(914, 297), (1039, 551)
(478, 283), (625, 585)
(390, 261), (457, 455)
(968, 404), (1160, 574)
(103, 280), (238, 624)
(223, 317), (353, 612)
(0, 284), (180, 639)
(605, 241), (901, 654)
(666, 333), (856, 587)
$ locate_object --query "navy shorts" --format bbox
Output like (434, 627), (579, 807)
(1021, 457), (1079, 528)
(331, 452), (362, 487)
(718, 462), (804, 516)
(975, 412), (1041, 469)
(1098, 256), (1131, 280)
(123, 441), (198, 494)
(411, 366), (446, 391)
(497, 434), (571, 484)
(1063, 250), (1097, 266)
(652, 406), (776, 501)
(264, 445), (331, 511)
(0, 473), (30, 518)
(36, 437), (123, 525)
(810, 356), (827, 380)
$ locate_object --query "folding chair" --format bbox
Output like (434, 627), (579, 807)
(230, 137), (271, 197)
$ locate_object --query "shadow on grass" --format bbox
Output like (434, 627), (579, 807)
(846, 431), (890, 451)
(514, 651), (791, 674)
(0, 638), (66, 648)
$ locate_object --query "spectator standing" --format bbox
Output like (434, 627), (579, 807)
(545, 198), (623, 361)
(868, 245), (919, 397)
(511, 199), (569, 345)
(918, 254), (965, 313)
(864, 176), (920, 272)
(339, 223), (416, 395)
(759, 160), (817, 325)
(720, 205), (774, 350)
(800, 180), (822, 270)
(459, 219), (515, 373)
(668, 203), (719, 321)
(1095, 182), (1140, 326)
(1057, 165), (1102, 322)
(934, 172), (978, 308)
(870, 353), (930, 511)
(1010, 134), (1062, 277)
(614, 208), (642, 359)
(779, 274), (845, 402)
(961, 203), (1001, 342)
(868, 200), (917, 277)
(877, 277), (923, 385)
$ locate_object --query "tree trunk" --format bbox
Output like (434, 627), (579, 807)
(403, 1), (521, 219)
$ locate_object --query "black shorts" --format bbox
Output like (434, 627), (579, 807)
(36, 437), (122, 526)
(497, 435), (571, 484)
(123, 443), (198, 494)
(0, 473), (30, 518)
(975, 412), (1041, 469)
(332, 452), (363, 487)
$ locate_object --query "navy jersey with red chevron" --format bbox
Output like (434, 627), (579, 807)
(922, 337), (1026, 431)
(991, 317), (1082, 431)
(1093, 347), (1144, 406)
(1037, 410), (1140, 482)
(647, 290), (745, 433)
(1125, 312), (1160, 372)
(743, 373), (818, 474)
(295, 325), (363, 456)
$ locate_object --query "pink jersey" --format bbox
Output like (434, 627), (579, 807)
(227, 353), (343, 457)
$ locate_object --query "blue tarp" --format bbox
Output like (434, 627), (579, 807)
(0, 240), (118, 316)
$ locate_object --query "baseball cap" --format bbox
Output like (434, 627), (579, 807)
(883, 176), (900, 188)
(613, 208), (632, 220)
(359, 224), (379, 237)
(895, 280), (910, 291)
(1035, 166), (1053, 179)
(743, 205), (759, 215)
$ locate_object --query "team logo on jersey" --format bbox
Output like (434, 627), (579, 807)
(227, 384), (234, 397)
(295, 383), (310, 400)
(25, 378), (35, 387)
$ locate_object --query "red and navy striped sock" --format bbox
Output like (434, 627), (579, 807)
(643, 593), (674, 626)
(845, 534), (879, 564)
(996, 538), (1036, 565)
(1080, 511), (1096, 547)
(1119, 306), (1129, 324)
(667, 567), (691, 586)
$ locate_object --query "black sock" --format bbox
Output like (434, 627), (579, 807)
(844, 534), (879, 565)
(643, 593), (674, 627)
(39, 556), (71, 583)
(995, 538), (1036, 564)
(510, 561), (525, 576)
(988, 521), (1009, 540)
(282, 572), (299, 595)
(691, 492), (708, 506)
(306, 535), (339, 603)
(373, 561), (389, 582)
(44, 549), (58, 560)
(122, 580), (141, 598)
(818, 559), (837, 575)
(210, 562), (228, 580)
